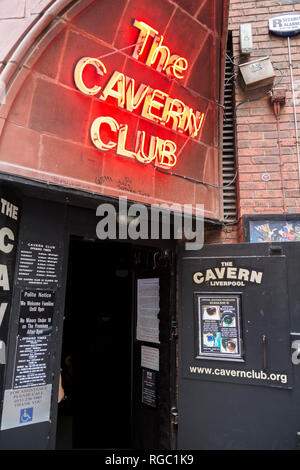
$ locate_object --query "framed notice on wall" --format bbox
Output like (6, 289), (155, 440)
(195, 295), (243, 361)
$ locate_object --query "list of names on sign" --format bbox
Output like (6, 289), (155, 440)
(17, 242), (59, 286)
(13, 290), (55, 389)
(14, 337), (50, 389)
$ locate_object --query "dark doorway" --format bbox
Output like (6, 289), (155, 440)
(56, 238), (133, 449)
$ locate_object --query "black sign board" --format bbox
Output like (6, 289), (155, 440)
(142, 369), (156, 408)
(179, 244), (297, 450)
(18, 290), (54, 337)
(13, 290), (55, 389)
(17, 242), (60, 287)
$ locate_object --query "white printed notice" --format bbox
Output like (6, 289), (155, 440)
(136, 278), (160, 343)
(141, 346), (159, 371)
(1, 384), (52, 430)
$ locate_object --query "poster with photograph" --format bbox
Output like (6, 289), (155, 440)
(197, 296), (242, 360)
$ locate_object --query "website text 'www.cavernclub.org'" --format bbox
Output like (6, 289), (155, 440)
(189, 366), (288, 384)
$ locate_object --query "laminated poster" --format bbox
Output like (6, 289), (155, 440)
(197, 296), (242, 360)
(136, 278), (160, 344)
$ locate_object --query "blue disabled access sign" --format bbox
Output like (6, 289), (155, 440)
(269, 13), (300, 37)
(20, 408), (33, 424)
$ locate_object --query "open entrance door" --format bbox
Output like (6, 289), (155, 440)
(56, 238), (176, 450)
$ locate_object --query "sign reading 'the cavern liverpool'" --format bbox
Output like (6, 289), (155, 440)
(73, 19), (206, 170)
(193, 260), (263, 287)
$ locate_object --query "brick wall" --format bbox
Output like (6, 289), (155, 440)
(227, 0), (300, 242)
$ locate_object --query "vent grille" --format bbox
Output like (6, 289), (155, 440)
(222, 35), (237, 222)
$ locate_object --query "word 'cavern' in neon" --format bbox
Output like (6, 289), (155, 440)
(73, 21), (205, 169)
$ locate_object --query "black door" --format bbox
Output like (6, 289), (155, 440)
(57, 239), (177, 450)
(178, 242), (300, 450)
(131, 245), (177, 450)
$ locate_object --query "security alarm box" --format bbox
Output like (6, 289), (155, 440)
(240, 23), (253, 54)
(239, 57), (275, 91)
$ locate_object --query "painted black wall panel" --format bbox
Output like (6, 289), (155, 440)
(0, 185), (21, 426)
(0, 197), (68, 450)
(179, 381), (295, 450)
(0, 422), (50, 450)
(178, 242), (300, 450)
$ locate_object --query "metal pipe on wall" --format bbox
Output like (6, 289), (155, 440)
(287, 37), (300, 183)
(273, 101), (287, 214)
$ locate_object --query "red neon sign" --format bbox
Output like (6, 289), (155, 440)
(73, 20), (205, 169)
(132, 20), (189, 80)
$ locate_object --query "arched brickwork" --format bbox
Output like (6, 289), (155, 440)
(0, 0), (229, 218)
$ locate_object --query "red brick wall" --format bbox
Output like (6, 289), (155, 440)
(0, 0), (229, 220)
(228, 0), (300, 242)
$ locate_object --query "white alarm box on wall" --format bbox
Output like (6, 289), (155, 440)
(240, 23), (253, 54)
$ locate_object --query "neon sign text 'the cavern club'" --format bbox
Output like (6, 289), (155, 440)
(74, 20), (206, 169)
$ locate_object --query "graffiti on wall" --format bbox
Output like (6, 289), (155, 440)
(249, 221), (300, 242)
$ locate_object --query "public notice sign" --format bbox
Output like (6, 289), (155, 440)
(14, 290), (55, 389)
(0, 289), (54, 430)
(197, 295), (242, 360)
(269, 14), (300, 37)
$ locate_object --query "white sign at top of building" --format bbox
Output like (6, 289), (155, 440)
(269, 13), (300, 37)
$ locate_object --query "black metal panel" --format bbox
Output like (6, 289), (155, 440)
(178, 242), (300, 450)
(0, 197), (68, 450)
(0, 184), (21, 423)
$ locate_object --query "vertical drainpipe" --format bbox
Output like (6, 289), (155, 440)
(287, 37), (300, 184)
(272, 100), (287, 214)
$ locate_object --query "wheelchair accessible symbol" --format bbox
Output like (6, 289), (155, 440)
(20, 408), (33, 424)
